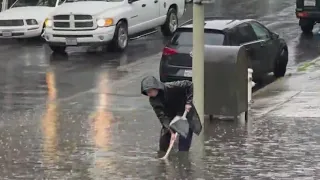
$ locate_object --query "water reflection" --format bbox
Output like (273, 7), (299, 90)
(17, 43), (48, 66)
(156, 152), (195, 179)
(294, 33), (320, 64)
(203, 118), (249, 178)
(3, 61), (14, 111)
(91, 71), (112, 149)
(41, 67), (59, 165)
(89, 70), (115, 178)
(210, 0), (269, 18)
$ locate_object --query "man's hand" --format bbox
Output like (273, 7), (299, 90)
(170, 130), (177, 141)
(185, 104), (192, 112)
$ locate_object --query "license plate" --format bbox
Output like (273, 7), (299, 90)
(66, 38), (77, 45)
(183, 70), (192, 77)
(2, 31), (12, 37)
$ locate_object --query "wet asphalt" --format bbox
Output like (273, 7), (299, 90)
(1, 0), (320, 179)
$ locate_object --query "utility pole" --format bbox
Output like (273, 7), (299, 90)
(192, 0), (205, 125)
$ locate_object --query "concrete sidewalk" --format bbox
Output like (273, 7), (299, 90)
(252, 58), (320, 118)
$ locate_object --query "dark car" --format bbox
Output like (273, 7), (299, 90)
(296, 0), (320, 33)
(159, 17), (288, 82)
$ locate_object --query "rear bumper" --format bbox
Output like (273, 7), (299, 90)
(296, 8), (320, 20)
(159, 58), (192, 82)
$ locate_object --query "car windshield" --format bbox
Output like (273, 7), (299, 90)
(11, 0), (59, 7)
(171, 30), (226, 46)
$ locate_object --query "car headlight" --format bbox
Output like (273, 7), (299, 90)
(26, 19), (38, 25)
(44, 18), (53, 28)
(96, 18), (113, 27)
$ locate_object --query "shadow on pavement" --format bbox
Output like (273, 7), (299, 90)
(252, 74), (277, 93)
(48, 50), (130, 69)
(49, 52), (69, 62)
(0, 37), (44, 45)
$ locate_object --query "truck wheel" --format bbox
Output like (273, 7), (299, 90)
(273, 48), (288, 78)
(109, 21), (128, 52)
(299, 19), (314, 33)
(49, 45), (66, 53)
(161, 7), (178, 36)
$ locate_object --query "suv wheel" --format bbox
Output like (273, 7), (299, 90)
(273, 49), (288, 78)
(161, 7), (178, 36)
(300, 19), (314, 33)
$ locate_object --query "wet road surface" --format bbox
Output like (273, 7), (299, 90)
(1, 0), (320, 179)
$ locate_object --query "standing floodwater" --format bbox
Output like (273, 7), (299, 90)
(0, 0), (319, 179)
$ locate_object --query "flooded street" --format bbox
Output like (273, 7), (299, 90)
(1, 0), (320, 179)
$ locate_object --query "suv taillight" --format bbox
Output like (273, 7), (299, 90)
(297, 11), (308, 17)
(162, 47), (177, 56)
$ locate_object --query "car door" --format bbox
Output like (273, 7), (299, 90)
(230, 23), (264, 77)
(139, 0), (159, 30)
(147, 0), (160, 22)
(127, 0), (145, 35)
(249, 21), (279, 72)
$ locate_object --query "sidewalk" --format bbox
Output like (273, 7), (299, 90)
(252, 59), (320, 118)
(244, 61), (320, 179)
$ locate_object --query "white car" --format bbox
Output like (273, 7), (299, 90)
(43, 0), (185, 53)
(0, 0), (65, 39)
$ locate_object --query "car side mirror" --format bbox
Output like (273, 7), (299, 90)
(271, 33), (279, 39)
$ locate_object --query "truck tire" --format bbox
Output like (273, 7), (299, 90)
(161, 7), (178, 36)
(49, 45), (66, 53)
(273, 48), (288, 78)
(109, 20), (128, 52)
(299, 19), (314, 33)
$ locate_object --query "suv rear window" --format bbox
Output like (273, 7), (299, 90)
(170, 29), (225, 46)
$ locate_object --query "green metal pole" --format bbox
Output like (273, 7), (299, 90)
(193, 2), (205, 125)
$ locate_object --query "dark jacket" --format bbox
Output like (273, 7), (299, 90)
(141, 76), (202, 135)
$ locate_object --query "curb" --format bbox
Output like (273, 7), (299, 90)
(252, 76), (284, 97)
(252, 55), (320, 97)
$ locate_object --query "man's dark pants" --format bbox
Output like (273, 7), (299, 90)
(159, 127), (193, 151)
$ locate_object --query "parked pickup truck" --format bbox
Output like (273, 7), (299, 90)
(296, 0), (320, 33)
(43, 0), (185, 53)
